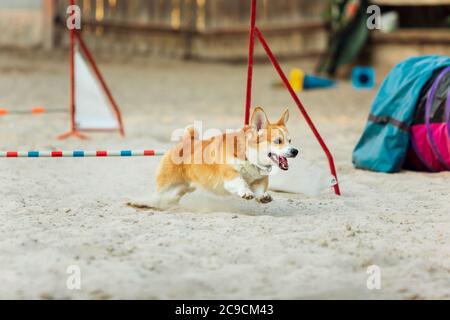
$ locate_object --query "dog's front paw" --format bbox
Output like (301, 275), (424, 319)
(240, 191), (255, 200)
(256, 193), (273, 204)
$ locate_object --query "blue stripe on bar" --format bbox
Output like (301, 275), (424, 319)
(73, 151), (84, 157)
(28, 151), (39, 157)
(121, 150), (132, 157)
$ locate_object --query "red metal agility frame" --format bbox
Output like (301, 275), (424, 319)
(59, 0), (125, 139)
(244, 0), (341, 195)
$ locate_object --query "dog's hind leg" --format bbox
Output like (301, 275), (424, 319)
(128, 146), (198, 210)
(153, 183), (195, 208)
(127, 183), (195, 210)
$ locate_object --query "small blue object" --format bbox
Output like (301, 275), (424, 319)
(73, 151), (85, 157)
(303, 74), (335, 89)
(121, 150), (132, 157)
(28, 151), (39, 157)
(352, 66), (375, 89)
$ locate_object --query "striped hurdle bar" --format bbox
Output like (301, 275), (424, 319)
(0, 107), (64, 116)
(0, 150), (166, 158)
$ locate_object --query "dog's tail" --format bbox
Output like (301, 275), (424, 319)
(184, 125), (199, 140)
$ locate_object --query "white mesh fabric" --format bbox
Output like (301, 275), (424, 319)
(269, 158), (337, 196)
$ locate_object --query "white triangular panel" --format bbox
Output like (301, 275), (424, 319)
(269, 158), (337, 196)
(74, 49), (119, 130)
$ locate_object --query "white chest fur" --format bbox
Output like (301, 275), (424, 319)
(237, 162), (271, 184)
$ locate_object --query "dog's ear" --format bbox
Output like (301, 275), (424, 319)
(251, 107), (269, 132)
(277, 108), (289, 125)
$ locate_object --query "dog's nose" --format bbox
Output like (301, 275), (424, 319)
(291, 148), (299, 158)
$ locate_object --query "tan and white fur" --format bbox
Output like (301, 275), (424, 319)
(131, 107), (299, 209)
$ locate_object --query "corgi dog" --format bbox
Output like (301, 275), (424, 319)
(132, 107), (299, 209)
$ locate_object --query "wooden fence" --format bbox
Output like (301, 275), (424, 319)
(54, 0), (329, 61)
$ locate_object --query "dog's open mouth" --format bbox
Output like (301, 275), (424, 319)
(269, 153), (289, 171)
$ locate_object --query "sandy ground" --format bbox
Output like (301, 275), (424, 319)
(0, 51), (449, 300)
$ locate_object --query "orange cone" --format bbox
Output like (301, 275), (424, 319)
(31, 106), (46, 114)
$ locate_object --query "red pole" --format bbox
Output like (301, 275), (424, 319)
(254, 27), (341, 195)
(69, 0), (76, 134)
(59, 0), (88, 140)
(244, 0), (257, 125)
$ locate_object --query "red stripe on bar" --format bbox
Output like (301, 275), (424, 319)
(7, 152), (18, 157)
(144, 150), (155, 156)
(96, 151), (107, 157)
(52, 151), (63, 157)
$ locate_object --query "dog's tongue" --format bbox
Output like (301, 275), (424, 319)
(278, 156), (288, 171)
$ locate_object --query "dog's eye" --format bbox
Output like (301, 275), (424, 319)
(273, 138), (283, 144)
(288, 139), (292, 143)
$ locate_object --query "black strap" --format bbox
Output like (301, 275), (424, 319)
(368, 114), (410, 132)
